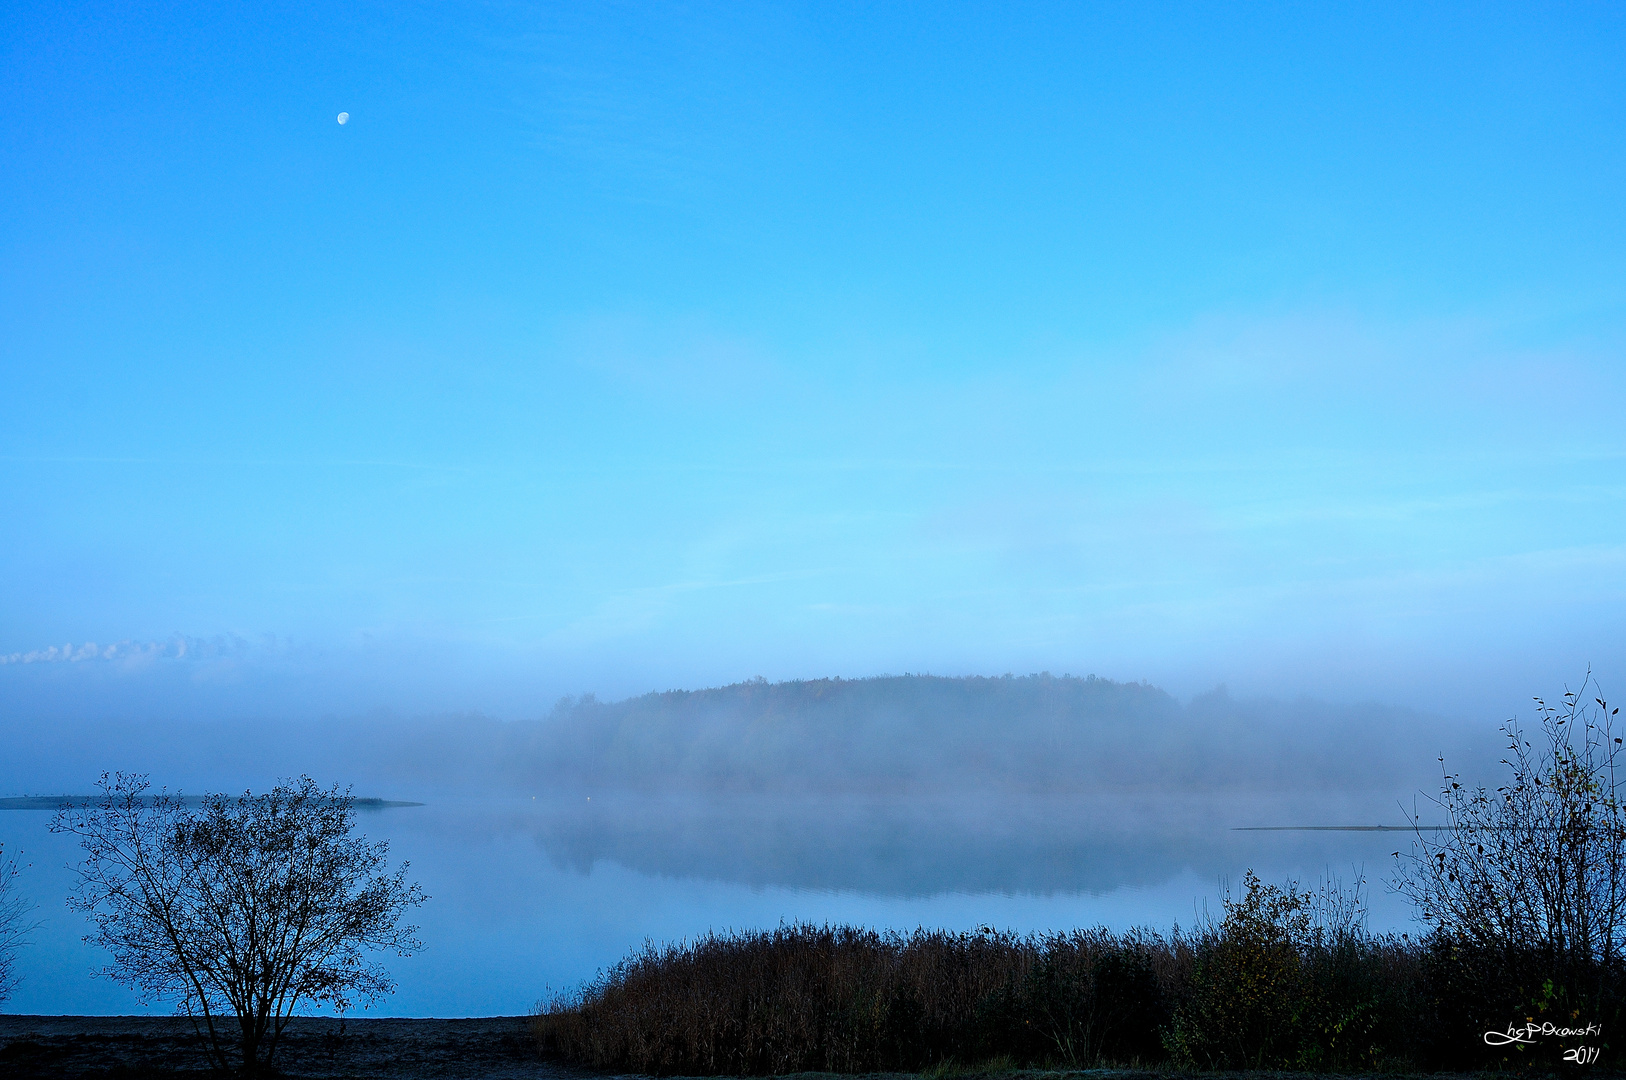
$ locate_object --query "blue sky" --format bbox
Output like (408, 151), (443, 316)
(4, 1), (1625, 722)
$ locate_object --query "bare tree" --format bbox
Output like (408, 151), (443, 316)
(1394, 674), (1626, 992)
(0, 842), (39, 1005)
(53, 773), (427, 1076)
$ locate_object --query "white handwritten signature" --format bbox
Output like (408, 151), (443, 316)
(1484, 1021), (1602, 1046)
(1484, 1021), (1603, 1062)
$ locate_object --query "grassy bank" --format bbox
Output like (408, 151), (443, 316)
(534, 878), (1623, 1075)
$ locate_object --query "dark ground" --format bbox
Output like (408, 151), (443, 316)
(0, 1015), (584, 1079)
(0, 1019), (1614, 1080)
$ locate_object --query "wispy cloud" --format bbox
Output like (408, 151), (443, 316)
(0, 635), (256, 666)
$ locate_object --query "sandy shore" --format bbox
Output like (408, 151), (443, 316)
(0, 1014), (584, 1079)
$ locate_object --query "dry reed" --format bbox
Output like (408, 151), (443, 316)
(534, 917), (1626, 1074)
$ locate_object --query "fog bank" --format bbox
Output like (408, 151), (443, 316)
(0, 674), (1489, 801)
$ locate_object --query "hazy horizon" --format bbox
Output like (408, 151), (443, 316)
(0, 671), (1514, 850)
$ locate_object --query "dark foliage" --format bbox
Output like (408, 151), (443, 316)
(1166, 873), (1426, 1071)
(535, 901), (1622, 1074)
(1390, 676), (1626, 1068)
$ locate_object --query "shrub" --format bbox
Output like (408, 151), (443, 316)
(1395, 675), (1626, 1065)
(536, 925), (1035, 1074)
(1166, 871), (1321, 1068)
(534, 879), (1439, 1076)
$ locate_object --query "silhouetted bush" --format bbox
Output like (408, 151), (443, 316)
(1391, 676), (1626, 1069)
(535, 925), (1037, 1074)
(985, 927), (1170, 1065)
(534, 889), (1623, 1074)
(1165, 873), (1427, 1071)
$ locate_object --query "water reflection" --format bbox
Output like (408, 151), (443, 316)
(487, 789), (1414, 896)
(0, 791), (1424, 1016)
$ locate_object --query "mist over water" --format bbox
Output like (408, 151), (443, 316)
(0, 673), (1493, 797)
(0, 674), (1495, 1015)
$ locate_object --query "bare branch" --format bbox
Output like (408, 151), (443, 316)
(52, 773), (427, 1078)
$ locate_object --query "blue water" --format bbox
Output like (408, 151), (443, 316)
(0, 791), (1426, 1016)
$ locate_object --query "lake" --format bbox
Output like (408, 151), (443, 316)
(0, 789), (1430, 1016)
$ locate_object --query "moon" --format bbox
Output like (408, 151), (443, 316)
(337, 112), (349, 125)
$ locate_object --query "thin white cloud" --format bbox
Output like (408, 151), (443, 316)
(0, 635), (256, 666)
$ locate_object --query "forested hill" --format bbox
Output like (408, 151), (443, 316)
(1, 673), (1476, 798)
(511, 673), (1458, 795)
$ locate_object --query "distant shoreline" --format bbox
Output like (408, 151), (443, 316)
(0, 795), (424, 810)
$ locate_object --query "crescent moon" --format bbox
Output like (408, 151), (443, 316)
(337, 112), (349, 125)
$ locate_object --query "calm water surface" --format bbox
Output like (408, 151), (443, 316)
(0, 791), (1427, 1016)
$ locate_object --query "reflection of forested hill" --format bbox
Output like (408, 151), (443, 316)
(516, 790), (1408, 896)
